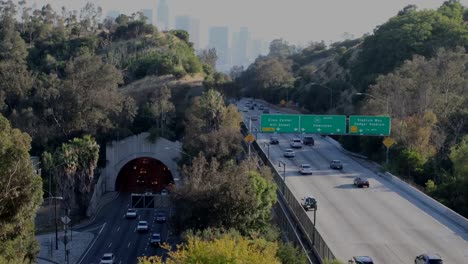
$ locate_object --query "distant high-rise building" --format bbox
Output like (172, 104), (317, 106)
(232, 27), (250, 67)
(157, 0), (169, 30)
(107, 10), (120, 20)
(174, 16), (200, 49)
(249, 38), (269, 63)
(142, 9), (154, 25)
(209, 26), (230, 71)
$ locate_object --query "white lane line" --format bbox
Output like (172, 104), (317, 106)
(77, 222), (107, 264)
(128, 242), (131, 248)
(119, 261), (122, 264)
(108, 242), (112, 248)
(116, 226), (120, 232)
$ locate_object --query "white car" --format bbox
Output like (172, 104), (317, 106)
(299, 164), (313, 175)
(100, 253), (115, 264)
(290, 138), (302, 148)
(161, 189), (168, 196)
(137, 221), (149, 232)
(150, 233), (161, 246)
(284, 148), (295, 158)
(125, 208), (137, 218)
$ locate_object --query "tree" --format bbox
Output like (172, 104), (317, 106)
(147, 85), (175, 138)
(46, 135), (99, 214)
(171, 156), (276, 234)
(0, 0), (32, 114)
(198, 48), (218, 69)
(0, 114), (43, 263)
(449, 135), (468, 179)
(276, 242), (308, 264)
(138, 232), (280, 264)
(269, 39), (296, 58)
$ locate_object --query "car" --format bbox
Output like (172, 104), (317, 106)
(243, 107), (249, 112)
(301, 196), (317, 211)
(136, 220), (149, 232)
(125, 208), (137, 219)
(249, 105), (255, 110)
(353, 177), (370, 188)
(258, 105), (264, 110)
(351, 256), (374, 264)
(283, 148), (295, 158)
(414, 254), (443, 264)
(161, 189), (168, 196)
(303, 136), (315, 146)
(270, 136), (279, 145)
(263, 108), (270, 114)
(150, 233), (161, 246)
(250, 116), (258, 121)
(100, 253), (115, 264)
(299, 164), (313, 175)
(155, 212), (167, 223)
(330, 160), (343, 170)
(290, 138), (302, 148)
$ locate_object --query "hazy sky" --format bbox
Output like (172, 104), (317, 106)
(31, 0), (468, 48)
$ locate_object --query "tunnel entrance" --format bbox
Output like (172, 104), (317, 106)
(115, 157), (174, 193)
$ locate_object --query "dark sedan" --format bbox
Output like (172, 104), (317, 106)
(330, 160), (343, 170)
(270, 137), (279, 145)
(353, 177), (370, 188)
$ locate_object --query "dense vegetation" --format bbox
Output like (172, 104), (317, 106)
(0, 1), (306, 262)
(0, 114), (42, 263)
(235, 0), (468, 217)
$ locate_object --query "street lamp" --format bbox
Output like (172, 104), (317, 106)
(43, 191), (63, 250)
(263, 142), (270, 160)
(355, 92), (389, 114)
(278, 160), (286, 181)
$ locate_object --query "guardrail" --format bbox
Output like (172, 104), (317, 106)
(241, 124), (336, 262)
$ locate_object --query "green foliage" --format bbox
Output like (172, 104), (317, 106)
(425, 179), (437, 194)
(395, 148), (425, 181)
(0, 114), (42, 263)
(138, 231), (281, 264)
(276, 242), (308, 264)
(51, 135), (99, 214)
(352, 5), (468, 89)
(449, 135), (468, 179)
(322, 259), (344, 264)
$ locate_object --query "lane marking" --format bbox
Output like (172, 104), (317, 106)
(77, 222), (107, 264)
(128, 242), (131, 248)
(108, 242), (112, 248)
(116, 226), (120, 232)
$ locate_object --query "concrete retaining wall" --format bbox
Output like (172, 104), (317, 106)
(378, 171), (468, 231)
(326, 136), (468, 232)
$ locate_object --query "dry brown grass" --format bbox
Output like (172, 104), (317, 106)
(120, 74), (205, 103)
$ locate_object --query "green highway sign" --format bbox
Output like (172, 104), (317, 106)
(349, 116), (391, 136)
(300, 115), (346, 134)
(261, 114), (300, 133)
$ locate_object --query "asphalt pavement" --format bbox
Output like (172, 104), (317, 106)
(240, 98), (468, 263)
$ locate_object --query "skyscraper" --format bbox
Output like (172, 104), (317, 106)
(174, 16), (200, 49)
(157, 0), (169, 30)
(231, 27), (250, 67)
(209, 26), (230, 71)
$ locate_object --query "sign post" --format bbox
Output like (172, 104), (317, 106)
(244, 133), (255, 158)
(382, 137), (396, 165)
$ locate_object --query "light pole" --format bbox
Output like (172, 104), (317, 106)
(355, 92), (389, 114)
(263, 142), (270, 160)
(278, 160), (286, 181)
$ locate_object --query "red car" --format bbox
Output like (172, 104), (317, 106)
(353, 177), (370, 188)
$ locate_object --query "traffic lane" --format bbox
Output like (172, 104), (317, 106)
(79, 194), (131, 264)
(269, 135), (468, 263)
(309, 138), (468, 263)
(268, 139), (425, 263)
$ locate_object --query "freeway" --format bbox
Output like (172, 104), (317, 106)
(238, 99), (468, 263)
(76, 194), (171, 264)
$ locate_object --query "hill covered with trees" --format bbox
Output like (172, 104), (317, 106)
(234, 0), (468, 217)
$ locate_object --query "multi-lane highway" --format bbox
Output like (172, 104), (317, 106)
(77, 194), (171, 264)
(238, 98), (468, 263)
